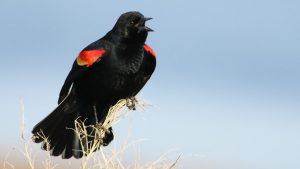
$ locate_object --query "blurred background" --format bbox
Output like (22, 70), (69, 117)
(1, 0), (300, 168)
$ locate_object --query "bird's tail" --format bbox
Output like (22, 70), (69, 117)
(31, 94), (114, 159)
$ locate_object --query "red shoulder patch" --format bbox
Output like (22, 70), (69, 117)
(143, 44), (156, 58)
(76, 50), (106, 67)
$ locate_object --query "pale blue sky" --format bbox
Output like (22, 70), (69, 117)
(1, 0), (300, 168)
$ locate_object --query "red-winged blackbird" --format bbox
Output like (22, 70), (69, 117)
(32, 11), (156, 159)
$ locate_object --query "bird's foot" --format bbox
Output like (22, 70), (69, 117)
(31, 134), (40, 142)
(95, 122), (103, 129)
(94, 124), (112, 145)
(94, 123), (111, 134)
(126, 97), (137, 110)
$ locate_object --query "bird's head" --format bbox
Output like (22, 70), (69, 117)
(112, 11), (153, 43)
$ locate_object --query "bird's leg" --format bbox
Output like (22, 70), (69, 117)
(93, 105), (107, 142)
(126, 96), (138, 110)
(93, 105), (99, 124)
(94, 106), (110, 132)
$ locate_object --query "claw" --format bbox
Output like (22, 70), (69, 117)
(126, 97), (138, 110)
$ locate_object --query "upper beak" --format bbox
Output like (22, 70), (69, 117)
(144, 17), (153, 21)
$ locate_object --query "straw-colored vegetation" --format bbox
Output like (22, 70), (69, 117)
(3, 98), (179, 169)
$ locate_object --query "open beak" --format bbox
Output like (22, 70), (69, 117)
(144, 17), (154, 32)
(137, 17), (154, 33)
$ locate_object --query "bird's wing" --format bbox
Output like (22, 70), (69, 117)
(58, 48), (107, 104)
(132, 44), (156, 96)
(143, 44), (156, 76)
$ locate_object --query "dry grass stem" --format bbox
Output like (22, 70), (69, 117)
(20, 99), (35, 169)
(12, 97), (179, 169)
(36, 132), (56, 169)
(3, 151), (15, 169)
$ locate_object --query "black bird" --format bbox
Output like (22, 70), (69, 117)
(32, 11), (156, 159)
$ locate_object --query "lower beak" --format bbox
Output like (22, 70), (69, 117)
(138, 26), (154, 33)
(145, 26), (154, 32)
